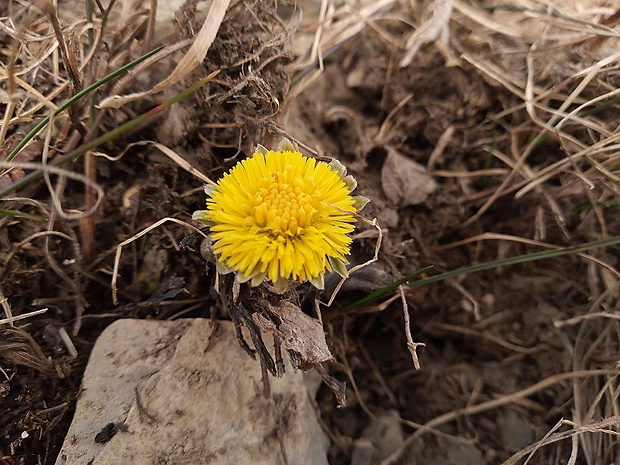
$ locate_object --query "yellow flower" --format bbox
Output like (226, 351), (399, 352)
(193, 140), (368, 292)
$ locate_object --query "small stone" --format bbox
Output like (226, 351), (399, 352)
(381, 146), (437, 207)
(352, 410), (403, 465)
(56, 319), (329, 465)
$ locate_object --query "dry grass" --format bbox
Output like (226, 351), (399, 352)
(1, 0), (620, 464)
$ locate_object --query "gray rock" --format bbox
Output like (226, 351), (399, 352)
(381, 147), (437, 208)
(56, 319), (329, 465)
(352, 410), (404, 465)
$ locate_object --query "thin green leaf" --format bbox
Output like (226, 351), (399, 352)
(338, 236), (620, 312)
(337, 266), (433, 312)
(578, 96), (620, 118)
(0, 71), (220, 198)
(0, 209), (46, 222)
(482, 135), (496, 189)
(85, 0), (95, 45)
(2, 45), (163, 168)
(102, 0), (117, 26)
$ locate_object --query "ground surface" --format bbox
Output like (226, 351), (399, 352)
(1, 1), (620, 464)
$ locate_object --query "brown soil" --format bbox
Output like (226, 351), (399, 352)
(1, 1), (620, 464)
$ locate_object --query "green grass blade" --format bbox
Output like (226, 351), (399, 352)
(102, 0), (117, 26)
(2, 45), (163, 167)
(338, 235), (620, 312)
(85, 0), (95, 46)
(0, 71), (219, 198)
(0, 208), (46, 222)
(337, 266), (433, 312)
(578, 96), (620, 118)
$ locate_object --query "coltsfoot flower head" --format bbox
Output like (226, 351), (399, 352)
(193, 140), (368, 292)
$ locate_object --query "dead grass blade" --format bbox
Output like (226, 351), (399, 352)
(0, 71), (218, 199)
(1, 45), (163, 168)
(121, 141), (215, 185)
(288, 0), (397, 96)
(0, 308), (48, 326)
(111, 218), (210, 304)
(382, 370), (620, 465)
(0, 326), (55, 376)
(399, 0), (454, 67)
(100, 0), (231, 108)
(0, 230), (73, 281)
(1, 161), (104, 220)
(501, 415), (620, 465)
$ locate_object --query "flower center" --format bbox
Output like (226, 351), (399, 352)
(252, 169), (319, 237)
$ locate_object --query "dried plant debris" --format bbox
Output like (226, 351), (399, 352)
(219, 266), (347, 406)
(2, 0), (620, 463)
(0, 327), (54, 377)
(156, 1), (294, 148)
(252, 299), (334, 371)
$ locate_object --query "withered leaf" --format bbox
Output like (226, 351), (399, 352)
(252, 301), (333, 371)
